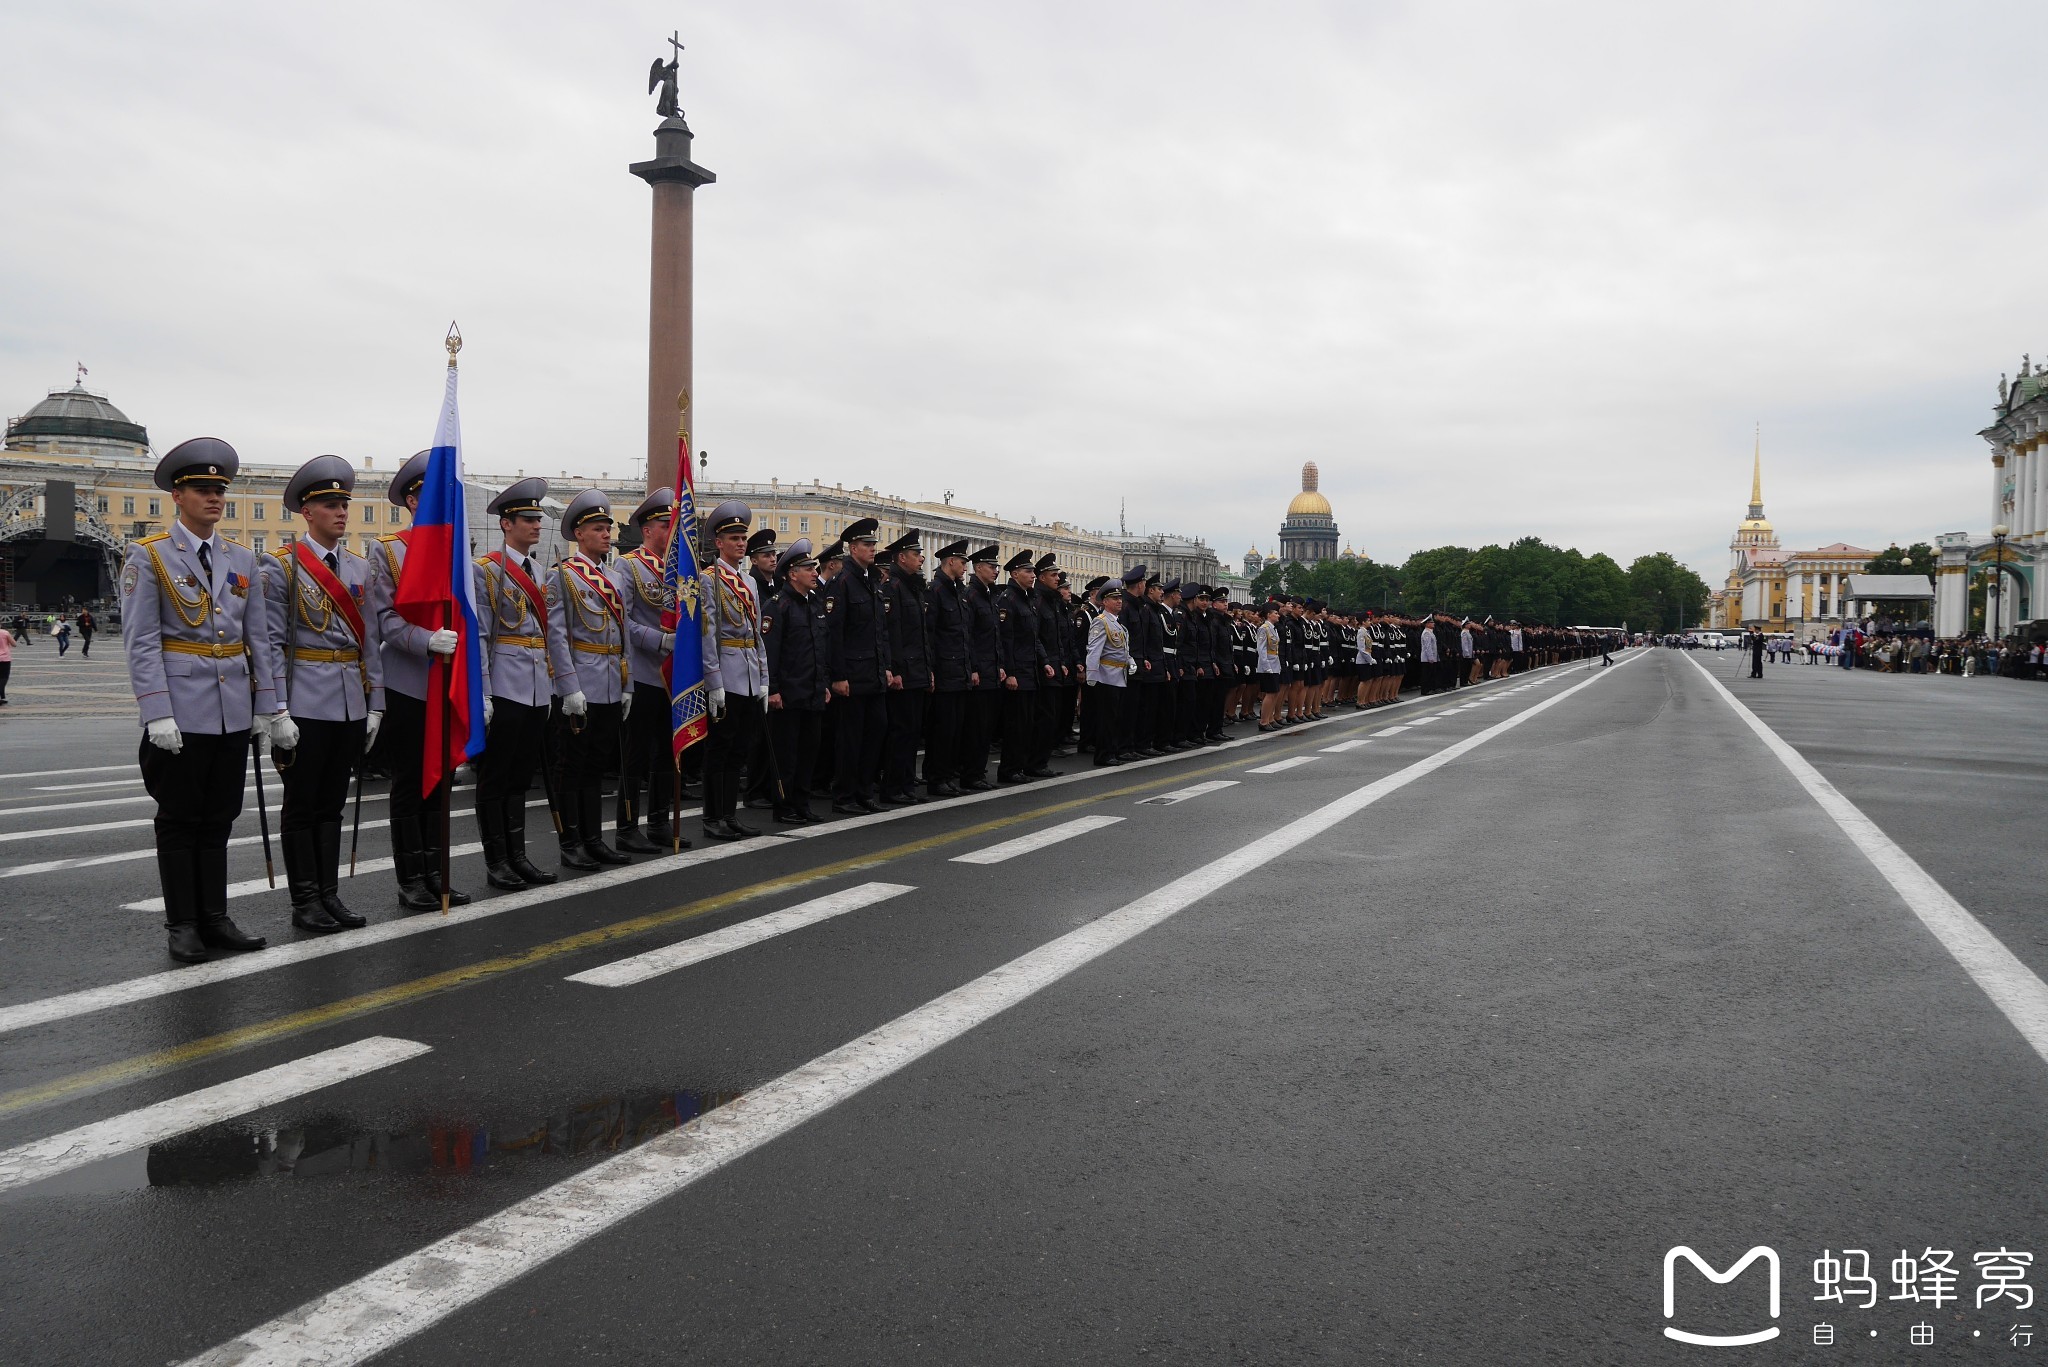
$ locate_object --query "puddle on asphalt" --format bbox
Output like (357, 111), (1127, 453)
(5, 1087), (742, 1201)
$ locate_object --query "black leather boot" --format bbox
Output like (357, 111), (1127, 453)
(582, 786), (632, 865)
(286, 828), (339, 932)
(196, 846), (266, 951)
(159, 847), (208, 963)
(505, 798), (558, 884)
(391, 815), (441, 912)
(315, 820), (365, 927)
(418, 809), (472, 906)
(558, 792), (599, 871)
(479, 795), (526, 890)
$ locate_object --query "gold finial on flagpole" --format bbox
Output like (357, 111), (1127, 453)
(446, 321), (463, 369)
(677, 388), (691, 439)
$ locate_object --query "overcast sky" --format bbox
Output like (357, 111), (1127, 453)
(4, 2), (2042, 583)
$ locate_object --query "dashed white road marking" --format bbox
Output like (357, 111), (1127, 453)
(30, 777), (148, 793)
(0, 1037), (431, 1195)
(567, 883), (915, 988)
(0, 763), (132, 782)
(951, 815), (1124, 865)
(1319, 740), (1371, 754)
(1247, 756), (1320, 775)
(180, 644), (1640, 1367)
(1372, 725), (1413, 735)
(1686, 654), (2048, 1068)
(1137, 781), (1240, 806)
(1405, 716), (1441, 726)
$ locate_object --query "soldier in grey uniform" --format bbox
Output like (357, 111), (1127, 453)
(368, 450), (469, 912)
(261, 455), (384, 933)
(473, 477), (559, 891)
(545, 489), (634, 869)
(698, 500), (770, 841)
(121, 439), (287, 962)
(614, 487), (684, 855)
(1084, 582), (1132, 766)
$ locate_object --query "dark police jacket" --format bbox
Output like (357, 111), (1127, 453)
(1182, 606), (1214, 677)
(1034, 586), (1071, 684)
(884, 569), (934, 690)
(1126, 593), (1164, 681)
(763, 585), (830, 711)
(823, 562), (891, 694)
(927, 570), (973, 692)
(998, 583), (1045, 691)
(967, 576), (1005, 691)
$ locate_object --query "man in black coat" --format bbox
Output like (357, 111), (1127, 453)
(997, 550), (1050, 781)
(923, 540), (974, 797)
(822, 517), (893, 814)
(763, 540), (828, 824)
(1029, 553), (1071, 773)
(1119, 565), (1159, 756)
(958, 543), (1006, 790)
(880, 530), (935, 804)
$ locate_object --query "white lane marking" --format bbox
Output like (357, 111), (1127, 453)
(0, 817), (155, 847)
(5, 660), (1578, 1035)
(0, 793), (156, 818)
(0, 763), (132, 782)
(1136, 780), (1240, 806)
(1319, 740), (1371, 754)
(0, 1037), (431, 1195)
(1246, 756), (1320, 774)
(28, 777), (148, 793)
(1406, 716), (1441, 725)
(1685, 653), (2048, 1067)
(182, 650), (1637, 1367)
(567, 883), (915, 988)
(0, 799), (554, 880)
(1372, 725), (1413, 735)
(950, 815), (1124, 865)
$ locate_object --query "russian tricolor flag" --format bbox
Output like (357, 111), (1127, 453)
(394, 355), (486, 796)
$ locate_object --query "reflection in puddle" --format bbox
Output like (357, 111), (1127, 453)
(138, 1088), (742, 1190)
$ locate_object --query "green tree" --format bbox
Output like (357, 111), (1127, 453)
(1625, 553), (1710, 633)
(1399, 546), (1473, 614)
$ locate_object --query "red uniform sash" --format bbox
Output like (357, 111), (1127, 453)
(289, 541), (367, 644)
(712, 560), (755, 620)
(563, 555), (625, 631)
(487, 551), (549, 631)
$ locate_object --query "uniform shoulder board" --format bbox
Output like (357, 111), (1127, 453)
(136, 532), (169, 547)
(377, 533), (405, 543)
(271, 544), (292, 560)
(221, 535), (248, 549)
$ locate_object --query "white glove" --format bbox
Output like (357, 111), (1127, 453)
(270, 713), (300, 750)
(482, 697), (493, 727)
(708, 685), (727, 719)
(250, 714), (271, 755)
(563, 690), (588, 718)
(365, 710), (382, 748)
(427, 627), (458, 657)
(660, 632), (675, 654)
(621, 691), (633, 721)
(146, 718), (183, 754)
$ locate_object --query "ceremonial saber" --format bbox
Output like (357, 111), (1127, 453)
(538, 705), (564, 835)
(251, 735), (275, 889)
(348, 725), (366, 876)
(671, 753), (683, 854)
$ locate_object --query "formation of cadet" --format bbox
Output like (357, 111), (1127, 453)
(123, 455), (1621, 962)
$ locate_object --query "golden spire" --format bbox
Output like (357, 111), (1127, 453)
(1747, 424), (1764, 519)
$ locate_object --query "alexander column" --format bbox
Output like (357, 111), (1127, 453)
(630, 33), (716, 492)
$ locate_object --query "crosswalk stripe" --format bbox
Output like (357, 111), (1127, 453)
(1319, 739), (1371, 753)
(30, 778), (148, 793)
(950, 814), (1124, 865)
(0, 763), (132, 782)
(1406, 716), (1441, 725)
(567, 883), (915, 988)
(1247, 756), (1319, 774)
(0, 1037), (431, 1194)
(1372, 725), (1412, 735)
(1136, 781), (1240, 806)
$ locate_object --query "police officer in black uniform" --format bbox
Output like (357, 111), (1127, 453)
(922, 539), (973, 798)
(823, 517), (892, 813)
(959, 543), (1005, 790)
(763, 539), (828, 824)
(1029, 553), (1070, 773)
(997, 550), (1049, 781)
(880, 529), (933, 804)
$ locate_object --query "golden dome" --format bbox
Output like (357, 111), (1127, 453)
(1287, 490), (1333, 517)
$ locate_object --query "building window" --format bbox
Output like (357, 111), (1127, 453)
(252, 534), (266, 553)
(281, 532), (295, 546)
(799, 517), (809, 533)
(252, 502), (265, 521)
(148, 498), (160, 517)
(224, 500), (237, 519)
(362, 505), (375, 524)
(96, 497), (108, 514)
(122, 497), (135, 516)
(778, 516), (789, 533)
(362, 535), (376, 556)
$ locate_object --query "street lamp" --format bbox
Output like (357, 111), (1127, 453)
(1990, 524), (2010, 652)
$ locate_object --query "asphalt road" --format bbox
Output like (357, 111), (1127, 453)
(2, 646), (2045, 1365)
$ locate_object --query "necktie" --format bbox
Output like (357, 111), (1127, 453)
(324, 551), (338, 573)
(198, 542), (213, 584)
(522, 557), (533, 580)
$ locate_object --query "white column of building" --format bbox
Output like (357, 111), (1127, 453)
(2017, 441), (2034, 541)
